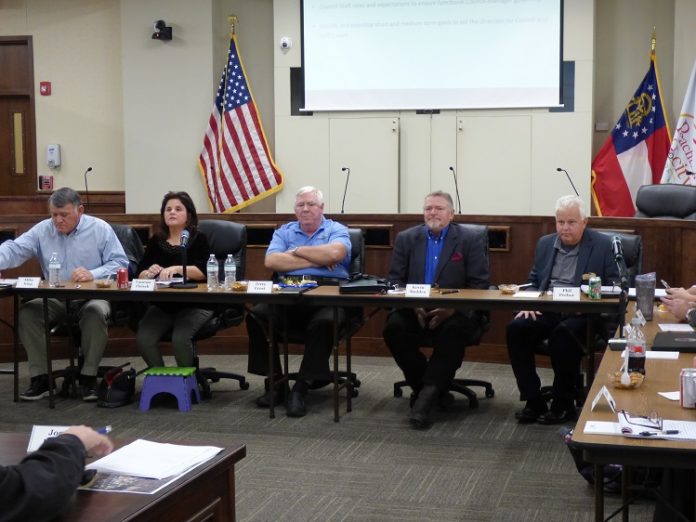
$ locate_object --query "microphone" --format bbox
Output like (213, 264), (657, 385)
(83, 167), (93, 211)
(449, 166), (462, 213)
(340, 167), (351, 214)
(612, 235), (624, 262)
(180, 229), (190, 248)
(556, 167), (579, 197)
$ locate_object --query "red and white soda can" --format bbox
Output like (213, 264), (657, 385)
(117, 268), (129, 289)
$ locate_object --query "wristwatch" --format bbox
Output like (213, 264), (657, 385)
(686, 307), (696, 325)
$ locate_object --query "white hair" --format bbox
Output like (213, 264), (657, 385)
(555, 195), (586, 219)
(295, 186), (324, 204)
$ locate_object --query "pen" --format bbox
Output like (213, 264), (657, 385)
(441, 289), (458, 295)
(96, 425), (112, 435)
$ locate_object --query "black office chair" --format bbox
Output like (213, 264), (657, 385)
(186, 219), (249, 398)
(57, 224), (146, 397)
(393, 224), (495, 409)
(536, 231), (643, 404)
(270, 228), (366, 420)
(635, 184), (696, 219)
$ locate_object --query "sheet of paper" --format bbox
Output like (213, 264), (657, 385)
(583, 421), (622, 436)
(646, 351), (679, 360)
(658, 391), (680, 401)
(617, 413), (696, 440)
(155, 277), (183, 287)
(86, 439), (223, 479)
(628, 287), (667, 298)
(659, 323), (695, 332)
(513, 291), (541, 298)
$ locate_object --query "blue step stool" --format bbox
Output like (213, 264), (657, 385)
(139, 367), (200, 412)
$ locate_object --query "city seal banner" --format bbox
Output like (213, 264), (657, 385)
(661, 60), (696, 185)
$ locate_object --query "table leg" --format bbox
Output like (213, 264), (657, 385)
(43, 298), (55, 409)
(13, 294), (19, 402)
(621, 465), (630, 522)
(332, 306), (339, 423)
(594, 463), (604, 522)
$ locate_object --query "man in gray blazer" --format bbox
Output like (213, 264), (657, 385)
(507, 195), (619, 425)
(383, 191), (491, 429)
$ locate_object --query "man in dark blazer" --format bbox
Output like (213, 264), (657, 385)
(383, 191), (490, 429)
(507, 195), (619, 425)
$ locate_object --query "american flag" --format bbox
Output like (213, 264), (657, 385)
(199, 35), (283, 212)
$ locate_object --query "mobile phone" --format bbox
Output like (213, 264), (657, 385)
(660, 279), (671, 290)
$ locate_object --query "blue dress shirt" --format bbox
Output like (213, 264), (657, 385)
(266, 217), (351, 279)
(0, 214), (128, 280)
(424, 225), (449, 284)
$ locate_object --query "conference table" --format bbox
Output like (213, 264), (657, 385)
(7, 282), (623, 418)
(0, 432), (246, 521)
(302, 285), (623, 421)
(572, 308), (696, 522)
(9, 281), (298, 408)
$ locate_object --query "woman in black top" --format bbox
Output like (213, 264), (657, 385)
(135, 191), (213, 368)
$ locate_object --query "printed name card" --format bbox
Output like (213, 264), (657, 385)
(247, 280), (273, 294)
(590, 385), (617, 413)
(28, 425), (69, 452)
(16, 277), (41, 289)
(552, 286), (580, 301)
(405, 284), (431, 297)
(131, 279), (156, 292)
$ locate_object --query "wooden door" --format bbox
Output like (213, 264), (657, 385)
(0, 37), (36, 196)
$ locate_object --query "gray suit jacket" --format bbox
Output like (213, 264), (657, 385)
(528, 227), (620, 292)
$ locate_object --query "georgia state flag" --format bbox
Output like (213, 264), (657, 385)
(591, 51), (670, 216)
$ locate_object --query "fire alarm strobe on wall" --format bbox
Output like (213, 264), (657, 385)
(152, 20), (172, 41)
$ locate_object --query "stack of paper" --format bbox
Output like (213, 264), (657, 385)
(86, 439), (223, 479)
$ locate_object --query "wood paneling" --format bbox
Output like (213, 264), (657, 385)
(1, 212), (695, 365)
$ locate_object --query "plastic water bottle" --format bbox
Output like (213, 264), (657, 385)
(224, 254), (237, 290)
(206, 254), (219, 291)
(48, 252), (60, 287)
(627, 317), (646, 375)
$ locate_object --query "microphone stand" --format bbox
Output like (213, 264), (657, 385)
(614, 255), (630, 342)
(170, 243), (197, 289)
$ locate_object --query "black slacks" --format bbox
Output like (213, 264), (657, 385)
(246, 303), (347, 382)
(382, 308), (481, 393)
(506, 312), (588, 407)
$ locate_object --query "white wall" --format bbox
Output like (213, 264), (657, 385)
(0, 0), (124, 192)
(272, 0), (596, 215)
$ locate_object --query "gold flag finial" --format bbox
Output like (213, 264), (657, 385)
(651, 27), (656, 52)
(228, 15), (237, 38)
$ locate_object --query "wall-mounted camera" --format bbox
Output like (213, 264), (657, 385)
(280, 36), (292, 50)
(152, 20), (172, 41)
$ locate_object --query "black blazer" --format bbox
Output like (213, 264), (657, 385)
(528, 227), (620, 292)
(388, 223), (490, 290)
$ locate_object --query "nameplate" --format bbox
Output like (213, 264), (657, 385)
(131, 279), (155, 292)
(406, 284), (431, 297)
(552, 286), (580, 301)
(247, 281), (273, 294)
(590, 385), (617, 413)
(28, 425), (69, 452)
(16, 277), (41, 289)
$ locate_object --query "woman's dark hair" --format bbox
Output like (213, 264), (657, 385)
(157, 191), (198, 238)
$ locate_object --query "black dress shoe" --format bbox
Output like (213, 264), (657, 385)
(408, 384), (439, 429)
(255, 385), (288, 408)
(515, 400), (548, 424)
(537, 408), (577, 425)
(286, 391), (307, 417)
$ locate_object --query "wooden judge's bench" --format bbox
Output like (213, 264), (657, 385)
(1, 193), (695, 365)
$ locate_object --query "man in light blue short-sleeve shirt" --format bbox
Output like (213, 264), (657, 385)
(246, 186), (352, 417)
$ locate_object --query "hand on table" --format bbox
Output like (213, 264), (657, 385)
(63, 425), (113, 456)
(515, 310), (542, 320)
(71, 267), (94, 282)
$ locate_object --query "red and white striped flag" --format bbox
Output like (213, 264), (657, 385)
(199, 35), (283, 212)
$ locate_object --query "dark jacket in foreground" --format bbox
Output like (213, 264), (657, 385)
(0, 434), (85, 522)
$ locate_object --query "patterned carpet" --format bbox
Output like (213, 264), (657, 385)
(0, 355), (656, 521)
